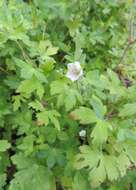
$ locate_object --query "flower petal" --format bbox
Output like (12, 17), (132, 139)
(66, 61), (83, 81)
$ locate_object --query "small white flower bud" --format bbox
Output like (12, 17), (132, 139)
(79, 130), (86, 138)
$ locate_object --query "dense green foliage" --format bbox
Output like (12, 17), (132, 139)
(1, 0), (136, 189)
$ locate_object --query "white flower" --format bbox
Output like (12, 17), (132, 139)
(79, 130), (86, 138)
(66, 61), (83, 81)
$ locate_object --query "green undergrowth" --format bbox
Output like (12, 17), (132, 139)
(0, 0), (136, 189)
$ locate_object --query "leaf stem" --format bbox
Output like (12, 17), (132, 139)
(15, 40), (34, 64)
(0, 66), (8, 74)
(118, 1), (136, 65)
(118, 39), (136, 65)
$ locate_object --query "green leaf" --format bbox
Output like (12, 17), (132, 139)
(119, 103), (136, 117)
(37, 110), (49, 125)
(17, 135), (35, 155)
(72, 172), (90, 190)
(0, 140), (10, 152)
(75, 145), (100, 170)
(70, 107), (97, 124)
(12, 95), (21, 111)
(0, 174), (6, 189)
(117, 153), (130, 177)
(64, 91), (77, 111)
(18, 77), (44, 99)
(11, 153), (36, 169)
(49, 114), (60, 131)
(38, 40), (58, 57)
(9, 165), (56, 190)
(117, 129), (136, 142)
(64, 89), (82, 111)
(91, 120), (110, 145)
(89, 159), (106, 188)
(29, 100), (44, 111)
(123, 142), (136, 165)
(103, 155), (119, 181)
(37, 110), (60, 130)
(90, 95), (107, 119)
(51, 81), (82, 111)
(75, 145), (123, 186)
(107, 69), (120, 87)
(46, 46), (58, 56)
(14, 58), (47, 83)
(50, 80), (67, 95)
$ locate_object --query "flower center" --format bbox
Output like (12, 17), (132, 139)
(73, 68), (81, 75)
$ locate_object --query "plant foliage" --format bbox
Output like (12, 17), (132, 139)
(0, 0), (136, 189)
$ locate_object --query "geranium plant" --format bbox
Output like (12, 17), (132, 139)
(0, 0), (136, 189)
